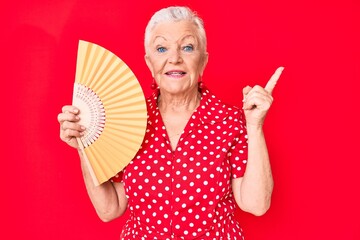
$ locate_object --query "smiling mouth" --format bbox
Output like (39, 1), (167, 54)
(165, 71), (186, 76)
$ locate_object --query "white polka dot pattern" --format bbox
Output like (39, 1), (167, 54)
(112, 87), (247, 239)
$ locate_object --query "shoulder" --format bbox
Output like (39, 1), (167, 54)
(200, 86), (245, 125)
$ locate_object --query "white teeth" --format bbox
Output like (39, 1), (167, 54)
(167, 72), (184, 75)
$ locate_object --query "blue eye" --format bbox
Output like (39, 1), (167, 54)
(157, 47), (167, 53)
(183, 45), (194, 52)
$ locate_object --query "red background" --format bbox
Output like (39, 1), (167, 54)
(2, 0), (359, 239)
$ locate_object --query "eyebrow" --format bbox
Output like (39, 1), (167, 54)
(153, 36), (167, 43)
(152, 34), (197, 44)
(181, 35), (197, 42)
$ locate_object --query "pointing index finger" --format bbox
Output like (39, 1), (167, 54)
(265, 66), (284, 95)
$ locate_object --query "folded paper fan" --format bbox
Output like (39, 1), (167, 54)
(72, 40), (147, 186)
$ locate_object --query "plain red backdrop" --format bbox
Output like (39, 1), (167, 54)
(1, 0), (359, 239)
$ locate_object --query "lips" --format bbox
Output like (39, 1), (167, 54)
(165, 70), (186, 77)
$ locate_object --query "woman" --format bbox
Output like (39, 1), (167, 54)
(58, 6), (283, 239)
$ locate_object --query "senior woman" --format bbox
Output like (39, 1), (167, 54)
(58, 6), (282, 239)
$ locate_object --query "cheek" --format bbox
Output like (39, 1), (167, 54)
(152, 59), (167, 74)
(190, 58), (204, 74)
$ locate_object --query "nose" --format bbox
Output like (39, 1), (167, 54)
(168, 48), (182, 64)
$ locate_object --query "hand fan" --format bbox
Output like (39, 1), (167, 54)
(72, 40), (147, 186)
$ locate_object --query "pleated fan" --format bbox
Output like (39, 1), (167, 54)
(72, 40), (147, 186)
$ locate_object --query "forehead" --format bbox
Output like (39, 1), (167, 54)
(150, 20), (199, 43)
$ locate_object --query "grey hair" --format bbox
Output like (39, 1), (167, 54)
(144, 6), (207, 53)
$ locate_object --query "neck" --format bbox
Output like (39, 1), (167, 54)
(157, 89), (201, 113)
(157, 88), (201, 151)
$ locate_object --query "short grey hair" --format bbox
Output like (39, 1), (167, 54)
(144, 6), (207, 53)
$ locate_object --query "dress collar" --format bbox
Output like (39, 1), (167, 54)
(147, 86), (230, 128)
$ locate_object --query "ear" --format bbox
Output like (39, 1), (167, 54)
(144, 55), (154, 77)
(200, 52), (209, 75)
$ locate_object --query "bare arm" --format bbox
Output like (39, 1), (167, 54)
(232, 67), (283, 216)
(79, 148), (128, 222)
(232, 125), (273, 216)
(58, 105), (128, 222)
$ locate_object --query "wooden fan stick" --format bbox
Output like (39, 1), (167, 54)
(76, 137), (100, 186)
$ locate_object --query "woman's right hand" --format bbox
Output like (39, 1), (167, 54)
(57, 105), (85, 149)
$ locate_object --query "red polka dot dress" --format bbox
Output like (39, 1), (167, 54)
(112, 87), (248, 239)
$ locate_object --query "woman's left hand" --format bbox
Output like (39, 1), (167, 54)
(242, 67), (284, 127)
